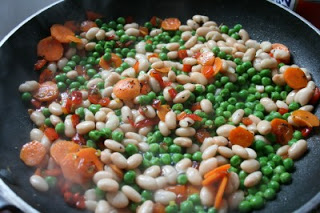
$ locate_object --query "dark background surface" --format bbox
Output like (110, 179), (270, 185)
(0, 0), (320, 213)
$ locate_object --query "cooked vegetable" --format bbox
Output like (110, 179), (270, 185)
(292, 110), (320, 127)
(283, 67), (308, 89)
(37, 36), (63, 61)
(50, 141), (81, 165)
(271, 118), (293, 145)
(228, 127), (254, 147)
(20, 141), (46, 166)
(50, 24), (75, 43)
(32, 81), (59, 102)
(214, 175), (229, 209)
(113, 78), (141, 100)
(161, 18), (181, 30)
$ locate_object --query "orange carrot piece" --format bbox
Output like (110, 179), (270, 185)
(60, 148), (103, 184)
(153, 203), (166, 213)
(50, 141), (80, 165)
(139, 26), (149, 37)
(32, 81), (59, 102)
(283, 67), (308, 89)
(161, 18), (181, 30)
(213, 57), (223, 75)
(133, 61), (140, 72)
(39, 69), (54, 83)
(109, 164), (124, 179)
(214, 175), (229, 209)
(20, 141), (46, 166)
(271, 43), (289, 52)
(186, 184), (201, 195)
(44, 128), (59, 141)
(202, 171), (228, 186)
(157, 105), (171, 121)
(113, 78), (141, 100)
(292, 110), (320, 127)
(165, 185), (187, 196)
(37, 36), (63, 61)
(242, 117), (253, 126)
(197, 52), (215, 66)
(99, 57), (110, 70)
(80, 20), (98, 32)
(111, 53), (122, 67)
(204, 164), (231, 179)
(66, 35), (82, 43)
(201, 65), (214, 79)
(50, 24), (75, 43)
(270, 118), (293, 145)
(64, 20), (80, 33)
(228, 127), (254, 147)
(34, 59), (47, 71)
(154, 67), (171, 73)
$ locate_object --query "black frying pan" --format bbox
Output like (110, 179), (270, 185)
(0, 0), (320, 212)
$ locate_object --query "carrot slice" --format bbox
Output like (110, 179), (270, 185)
(80, 20), (98, 32)
(50, 141), (81, 165)
(228, 127), (254, 147)
(50, 24), (75, 43)
(197, 52), (215, 66)
(283, 67), (308, 89)
(66, 35), (82, 43)
(292, 110), (320, 127)
(64, 20), (80, 33)
(99, 57), (110, 70)
(37, 36), (63, 61)
(201, 65), (214, 79)
(270, 118), (293, 145)
(20, 141), (46, 166)
(153, 203), (166, 213)
(157, 105), (171, 121)
(202, 171), (227, 186)
(60, 148), (103, 184)
(271, 43), (289, 52)
(139, 26), (149, 37)
(109, 164), (124, 179)
(33, 81), (59, 102)
(39, 69), (54, 83)
(214, 175), (229, 209)
(204, 164), (231, 179)
(113, 78), (141, 100)
(213, 57), (223, 75)
(161, 18), (181, 31)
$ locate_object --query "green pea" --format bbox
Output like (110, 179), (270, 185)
(21, 92), (32, 102)
(45, 176), (57, 188)
(239, 170), (248, 179)
(124, 170), (136, 184)
(218, 51), (226, 59)
(274, 165), (286, 175)
(172, 153), (183, 163)
(251, 75), (261, 84)
(272, 155), (282, 165)
(214, 116), (226, 127)
(44, 118), (52, 127)
(141, 190), (152, 201)
(239, 200), (251, 213)
(247, 67), (256, 77)
(41, 108), (50, 117)
(86, 140), (96, 148)
(75, 107), (85, 119)
(71, 55), (81, 63)
(268, 180), (280, 192)
(264, 188), (276, 200)
(212, 47), (220, 56)
(280, 172), (292, 184)
(138, 95), (151, 105)
(160, 153), (171, 165)
(125, 143), (138, 155)
(192, 151), (202, 161)
(87, 68), (97, 78)
(230, 155), (242, 167)
(165, 204), (179, 213)
(63, 65), (72, 73)
(184, 153), (192, 159)
(55, 122), (65, 135)
(283, 158), (294, 171)
(95, 187), (105, 200)
(188, 193), (201, 205)
(177, 173), (188, 185)
(261, 166), (273, 176)
(89, 130), (101, 141)
(220, 25), (229, 34)
(288, 102), (300, 111)
(55, 74), (66, 82)
(99, 128), (111, 138)
(88, 104), (101, 114)
(250, 195), (264, 210)
(112, 131), (124, 142)
(180, 200), (194, 213)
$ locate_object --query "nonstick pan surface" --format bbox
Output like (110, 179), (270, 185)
(0, 0), (320, 212)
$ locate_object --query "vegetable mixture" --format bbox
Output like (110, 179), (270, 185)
(18, 13), (320, 213)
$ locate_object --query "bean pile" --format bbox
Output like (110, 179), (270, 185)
(18, 14), (320, 213)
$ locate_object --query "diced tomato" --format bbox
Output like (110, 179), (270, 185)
(71, 114), (80, 128)
(193, 52), (201, 59)
(98, 97), (110, 107)
(147, 53), (159, 60)
(168, 88), (178, 99)
(62, 98), (72, 114)
(278, 108), (289, 115)
(157, 105), (171, 121)
(152, 99), (161, 110)
(31, 99), (41, 109)
(177, 111), (202, 121)
(301, 127), (312, 138)
(139, 26), (148, 37)
(310, 87), (320, 105)
(135, 117), (160, 128)
(34, 59), (47, 70)
(195, 129), (210, 143)
(191, 102), (201, 111)
(140, 82), (151, 95)
(127, 117), (135, 127)
(44, 128), (59, 141)
(88, 93), (101, 104)
(39, 69), (54, 83)
(242, 117), (253, 126)
(150, 16), (162, 27)
(106, 35), (115, 40)
(72, 133), (86, 145)
(182, 64), (192, 72)
(178, 49), (188, 60)
(150, 70), (167, 88)
(71, 91), (82, 105)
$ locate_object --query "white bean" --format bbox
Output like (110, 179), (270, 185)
(122, 185), (142, 203)
(137, 200), (154, 213)
(154, 190), (176, 205)
(175, 158), (192, 173)
(288, 139), (307, 160)
(175, 127), (196, 137)
(93, 171), (113, 184)
(84, 189), (96, 201)
(216, 124), (236, 137)
(190, 72), (208, 85)
(200, 186), (216, 206)
(228, 190), (244, 210)
(95, 200), (111, 213)
(30, 111), (45, 126)
(199, 158), (218, 176)
(85, 200), (97, 212)
(76, 121), (95, 134)
(294, 87), (313, 106)
(257, 120), (271, 135)
(30, 128), (43, 141)
(260, 97), (277, 112)
(173, 137), (192, 147)
(127, 154), (143, 169)
(245, 148), (257, 159)
(232, 145), (249, 159)
(200, 99), (213, 113)
(185, 36), (198, 49)
(111, 152), (127, 169)
(136, 175), (158, 190)
(30, 175), (49, 192)
(159, 121), (170, 136)
(144, 166), (161, 178)
(104, 139), (125, 152)
(19, 81), (39, 92)
(218, 146), (234, 158)
(97, 178), (119, 192)
(165, 111), (177, 129)
(173, 90), (191, 103)
(186, 167), (202, 186)
(106, 191), (129, 208)
(241, 159), (260, 173)
(244, 171), (262, 187)
(231, 109), (244, 125)
(276, 145), (290, 157)
(202, 145), (218, 160)
(162, 166), (178, 185)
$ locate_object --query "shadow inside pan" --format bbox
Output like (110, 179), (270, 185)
(0, 0), (319, 212)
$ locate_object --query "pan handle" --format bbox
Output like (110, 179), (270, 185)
(0, 195), (22, 213)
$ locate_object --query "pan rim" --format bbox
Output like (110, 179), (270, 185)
(1, 0), (319, 212)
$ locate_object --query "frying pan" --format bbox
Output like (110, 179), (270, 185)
(0, 0), (320, 212)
